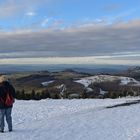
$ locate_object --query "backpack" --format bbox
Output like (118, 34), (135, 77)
(0, 89), (14, 107)
(5, 92), (14, 106)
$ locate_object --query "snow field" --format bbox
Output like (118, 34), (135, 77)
(1, 98), (140, 140)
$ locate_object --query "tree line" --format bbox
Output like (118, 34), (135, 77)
(15, 88), (140, 100)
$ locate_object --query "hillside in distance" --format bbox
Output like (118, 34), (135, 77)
(5, 66), (140, 100)
(0, 64), (131, 74)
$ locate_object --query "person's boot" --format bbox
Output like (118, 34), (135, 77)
(0, 130), (4, 133)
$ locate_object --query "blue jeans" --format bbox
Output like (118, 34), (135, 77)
(0, 108), (12, 131)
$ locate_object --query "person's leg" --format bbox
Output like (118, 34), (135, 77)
(0, 109), (5, 132)
(5, 108), (12, 131)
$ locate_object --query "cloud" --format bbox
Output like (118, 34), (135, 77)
(0, 20), (140, 65)
(25, 12), (36, 16)
(0, 1), (22, 18)
(0, 0), (54, 18)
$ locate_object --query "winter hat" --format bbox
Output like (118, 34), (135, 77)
(0, 75), (8, 83)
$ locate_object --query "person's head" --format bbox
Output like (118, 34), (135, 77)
(0, 75), (8, 83)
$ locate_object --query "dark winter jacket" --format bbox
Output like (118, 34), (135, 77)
(0, 81), (16, 109)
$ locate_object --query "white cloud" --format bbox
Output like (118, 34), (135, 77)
(26, 12), (36, 16)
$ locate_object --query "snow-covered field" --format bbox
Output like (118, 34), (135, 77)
(76, 75), (140, 87)
(1, 98), (140, 140)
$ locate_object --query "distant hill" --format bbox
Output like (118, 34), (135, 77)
(0, 64), (131, 74)
(116, 66), (140, 81)
(4, 66), (140, 100)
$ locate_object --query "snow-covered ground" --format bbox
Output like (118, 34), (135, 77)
(76, 75), (140, 87)
(1, 98), (140, 140)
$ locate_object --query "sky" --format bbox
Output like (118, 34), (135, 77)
(0, 0), (140, 65)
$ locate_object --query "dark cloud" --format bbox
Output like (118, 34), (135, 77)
(0, 20), (140, 58)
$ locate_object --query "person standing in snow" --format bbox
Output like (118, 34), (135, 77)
(0, 75), (16, 133)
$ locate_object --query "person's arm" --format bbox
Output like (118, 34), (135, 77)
(10, 84), (16, 98)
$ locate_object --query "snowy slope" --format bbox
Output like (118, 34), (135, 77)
(1, 98), (140, 140)
(76, 75), (140, 87)
(41, 80), (54, 86)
